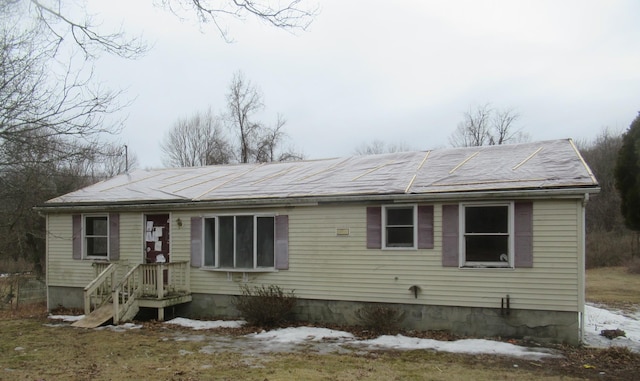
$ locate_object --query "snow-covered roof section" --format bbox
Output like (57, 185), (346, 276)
(45, 139), (598, 206)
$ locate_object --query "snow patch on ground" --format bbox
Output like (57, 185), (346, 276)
(48, 314), (84, 322)
(356, 336), (558, 359)
(165, 317), (246, 330)
(96, 323), (142, 332)
(249, 326), (355, 342)
(583, 304), (640, 353)
(46, 303), (640, 357)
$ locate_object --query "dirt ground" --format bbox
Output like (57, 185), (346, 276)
(0, 304), (639, 381)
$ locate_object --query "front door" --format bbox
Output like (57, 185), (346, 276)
(145, 214), (170, 264)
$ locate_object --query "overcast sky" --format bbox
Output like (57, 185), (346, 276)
(87, 0), (640, 169)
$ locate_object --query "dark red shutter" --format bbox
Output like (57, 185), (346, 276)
(190, 217), (202, 267)
(417, 205), (434, 249)
(366, 207), (382, 249)
(514, 202), (533, 268)
(442, 204), (459, 267)
(72, 214), (82, 260)
(275, 215), (289, 270)
(109, 213), (120, 261)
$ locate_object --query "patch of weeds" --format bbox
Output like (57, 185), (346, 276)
(597, 346), (638, 367)
(355, 304), (405, 335)
(233, 284), (296, 327)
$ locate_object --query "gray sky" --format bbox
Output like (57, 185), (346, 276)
(88, 0), (640, 169)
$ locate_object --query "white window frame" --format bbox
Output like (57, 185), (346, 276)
(202, 214), (276, 270)
(382, 204), (417, 250)
(83, 214), (109, 259)
(460, 202), (514, 268)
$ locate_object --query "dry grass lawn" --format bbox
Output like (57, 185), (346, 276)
(0, 268), (639, 380)
(586, 266), (640, 309)
(0, 314), (590, 381)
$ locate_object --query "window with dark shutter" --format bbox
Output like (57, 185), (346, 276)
(72, 214), (82, 260)
(275, 215), (289, 270)
(442, 202), (534, 268)
(367, 205), (433, 250)
(442, 204), (459, 267)
(366, 207), (382, 249)
(190, 217), (203, 268)
(73, 214), (119, 260)
(417, 205), (434, 249)
(109, 213), (120, 261)
(514, 202), (533, 268)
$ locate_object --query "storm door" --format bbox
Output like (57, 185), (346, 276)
(144, 214), (170, 264)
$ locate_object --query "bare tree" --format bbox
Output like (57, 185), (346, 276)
(0, 20), (125, 169)
(491, 108), (529, 145)
(0, 0), (315, 271)
(160, 74), (300, 168)
(0, 131), (134, 273)
(160, 109), (232, 167)
(354, 140), (413, 155)
(225, 72), (301, 163)
(449, 104), (529, 147)
(226, 72), (264, 163)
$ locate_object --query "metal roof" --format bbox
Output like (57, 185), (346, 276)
(44, 139), (599, 206)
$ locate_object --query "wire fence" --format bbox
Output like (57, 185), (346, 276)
(0, 274), (46, 310)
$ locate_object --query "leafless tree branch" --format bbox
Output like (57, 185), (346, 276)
(158, 0), (318, 42)
(29, 0), (148, 59)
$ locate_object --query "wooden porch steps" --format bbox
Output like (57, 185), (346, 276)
(80, 261), (192, 326)
(71, 303), (113, 328)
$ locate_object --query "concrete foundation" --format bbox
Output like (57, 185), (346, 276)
(48, 289), (579, 344)
(48, 286), (84, 311)
(176, 293), (581, 345)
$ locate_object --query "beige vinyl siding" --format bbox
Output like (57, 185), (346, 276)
(119, 212), (144, 263)
(46, 199), (583, 313)
(178, 200), (582, 313)
(47, 212), (145, 287)
(47, 214), (94, 287)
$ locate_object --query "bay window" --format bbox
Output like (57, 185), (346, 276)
(203, 215), (275, 269)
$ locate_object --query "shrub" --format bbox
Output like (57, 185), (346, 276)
(355, 304), (405, 334)
(233, 284), (296, 327)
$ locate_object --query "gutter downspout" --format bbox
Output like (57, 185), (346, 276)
(45, 213), (50, 312)
(579, 192), (589, 344)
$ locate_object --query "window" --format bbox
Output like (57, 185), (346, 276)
(382, 205), (416, 248)
(85, 215), (108, 258)
(462, 203), (513, 267)
(203, 215), (275, 269)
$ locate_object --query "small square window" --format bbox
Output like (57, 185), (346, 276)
(383, 206), (416, 248)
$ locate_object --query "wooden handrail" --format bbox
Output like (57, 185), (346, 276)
(83, 263), (117, 315)
(113, 264), (142, 324)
